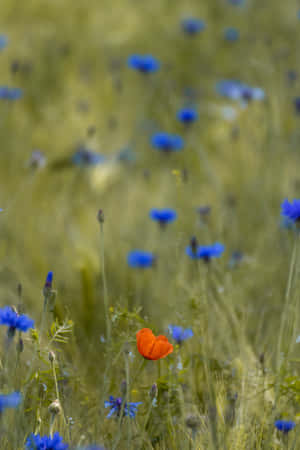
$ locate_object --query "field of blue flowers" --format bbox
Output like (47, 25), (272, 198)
(2, 0), (300, 448)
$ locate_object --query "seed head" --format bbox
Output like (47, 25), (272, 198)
(186, 414), (201, 430)
(48, 399), (62, 416)
(97, 209), (105, 224)
(123, 341), (130, 355)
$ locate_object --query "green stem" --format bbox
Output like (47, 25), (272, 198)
(124, 351), (132, 449)
(51, 361), (60, 401)
(131, 358), (147, 385)
(276, 233), (299, 369)
(112, 401), (126, 450)
(99, 222), (111, 344)
(198, 264), (220, 450)
(157, 360), (161, 380)
(50, 360), (71, 441)
(39, 292), (50, 344)
(143, 401), (153, 431)
(49, 413), (55, 438)
(274, 232), (299, 409)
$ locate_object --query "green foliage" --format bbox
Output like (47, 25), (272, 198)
(48, 320), (74, 346)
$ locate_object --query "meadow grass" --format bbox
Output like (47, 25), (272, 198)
(0, 0), (300, 448)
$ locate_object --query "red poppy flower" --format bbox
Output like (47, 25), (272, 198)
(136, 328), (173, 360)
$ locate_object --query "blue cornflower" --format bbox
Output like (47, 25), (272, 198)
(151, 132), (184, 152)
(149, 208), (177, 227)
(25, 432), (68, 450)
(177, 108), (198, 124)
(169, 325), (193, 344)
(186, 241), (225, 262)
(181, 18), (206, 35)
(0, 306), (34, 332)
(281, 199), (300, 222)
(274, 420), (296, 433)
(294, 97), (300, 114)
(0, 86), (22, 100)
(216, 80), (265, 102)
(0, 35), (8, 50)
(224, 28), (240, 42)
(0, 392), (22, 413)
(127, 250), (155, 268)
(45, 271), (53, 288)
(127, 54), (160, 73)
(72, 148), (106, 167)
(104, 396), (141, 418)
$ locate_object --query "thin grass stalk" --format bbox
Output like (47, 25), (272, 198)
(99, 218), (111, 344)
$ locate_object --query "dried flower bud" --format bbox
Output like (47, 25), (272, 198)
(17, 283), (22, 300)
(11, 60), (20, 74)
(186, 414), (201, 430)
(190, 236), (198, 253)
(97, 209), (105, 224)
(259, 353), (265, 366)
(182, 168), (188, 183)
(48, 399), (61, 416)
(87, 125), (96, 136)
(123, 342), (130, 355)
(227, 391), (238, 403)
(149, 383), (158, 400)
(48, 351), (56, 363)
(197, 205), (211, 217)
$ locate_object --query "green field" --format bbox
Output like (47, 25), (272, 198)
(0, 0), (300, 448)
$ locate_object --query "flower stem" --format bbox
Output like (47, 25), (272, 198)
(275, 232), (299, 407)
(99, 221), (111, 344)
(49, 413), (55, 438)
(51, 360), (60, 401)
(131, 358), (147, 385)
(276, 233), (299, 369)
(124, 350), (132, 449)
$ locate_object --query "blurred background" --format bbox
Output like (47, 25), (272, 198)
(0, 0), (300, 390)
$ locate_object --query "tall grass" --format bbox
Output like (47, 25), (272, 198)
(0, 0), (300, 448)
